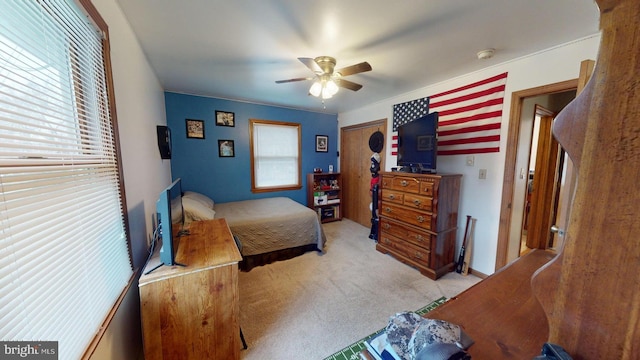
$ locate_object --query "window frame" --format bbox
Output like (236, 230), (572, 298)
(79, 2), (134, 356)
(249, 119), (302, 193)
(0, 1), (133, 358)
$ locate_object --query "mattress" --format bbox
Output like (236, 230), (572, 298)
(213, 197), (326, 256)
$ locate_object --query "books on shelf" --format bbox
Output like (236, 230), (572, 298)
(320, 205), (340, 220)
(363, 331), (401, 360)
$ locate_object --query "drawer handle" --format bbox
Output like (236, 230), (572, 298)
(416, 235), (425, 242)
(400, 180), (408, 187)
(413, 199), (421, 206)
(383, 223), (390, 230)
(385, 207), (392, 213)
(389, 194), (395, 200)
(415, 252), (423, 259)
(383, 238), (391, 245)
(416, 215), (425, 223)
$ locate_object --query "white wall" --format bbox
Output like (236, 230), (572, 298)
(338, 35), (601, 276)
(89, 0), (170, 358)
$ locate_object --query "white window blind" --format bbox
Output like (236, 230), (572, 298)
(0, 1), (132, 359)
(250, 119), (301, 191)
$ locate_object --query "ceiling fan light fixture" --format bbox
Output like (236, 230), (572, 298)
(309, 78), (339, 99)
(280, 56), (370, 100)
(309, 81), (322, 97)
(323, 79), (339, 99)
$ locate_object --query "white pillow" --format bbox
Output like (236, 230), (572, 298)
(183, 191), (214, 209)
(182, 197), (216, 224)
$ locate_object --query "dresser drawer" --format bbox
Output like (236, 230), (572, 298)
(420, 180), (435, 196)
(381, 189), (404, 205)
(381, 203), (434, 230)
(378, 232), (430, 267)
(379, 218), (432, 250)
(380, 175), (421, 193)
(392, 176), (420, 193)
(403, 193), (433, 211)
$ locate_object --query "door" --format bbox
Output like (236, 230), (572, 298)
(526, 109), (561, 249)
(340, 120), (386, 228)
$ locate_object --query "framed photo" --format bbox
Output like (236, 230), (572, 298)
(215, 110), (235, 127)
(218, 139), (235, 157)
(185, 119), (204, 139)
(316, 135), (328, 152)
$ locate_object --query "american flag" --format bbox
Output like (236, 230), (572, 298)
(392, 97), (430, 131)
(391, 72), (508, 156)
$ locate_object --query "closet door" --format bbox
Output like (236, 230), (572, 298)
(340, 120), (386, 228)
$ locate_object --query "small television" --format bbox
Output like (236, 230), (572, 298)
(145, 178), (186, 274)
(397, 112), (438, 174)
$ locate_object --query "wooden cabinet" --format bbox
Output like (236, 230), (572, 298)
(139, 219), (242, 360)
(376, 172), (461, 280)
(307, 172), (342, 223)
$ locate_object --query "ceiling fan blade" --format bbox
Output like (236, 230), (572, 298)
(298, 57), (323, 74)
(335, 78), (363, 91)
(275, 77), (314, 84)
(335, 62), (372, 77)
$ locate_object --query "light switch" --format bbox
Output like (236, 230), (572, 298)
(479, 169), (487, 179)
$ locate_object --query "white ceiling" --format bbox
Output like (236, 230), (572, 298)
(114, 0), (600, 114)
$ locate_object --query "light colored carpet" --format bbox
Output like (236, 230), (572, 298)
(238, 219), (481, 360)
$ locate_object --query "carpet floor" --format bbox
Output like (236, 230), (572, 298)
(238, 219), (481, 359)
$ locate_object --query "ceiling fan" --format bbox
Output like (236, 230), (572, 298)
(276, 56), (372, 99)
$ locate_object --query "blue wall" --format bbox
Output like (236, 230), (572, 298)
(164, 92), (338, 205)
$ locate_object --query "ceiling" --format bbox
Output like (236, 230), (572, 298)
(114, 0), (600, 114)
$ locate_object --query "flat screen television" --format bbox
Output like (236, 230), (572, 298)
(397, 112), (439, 173)
(145, 178), (186, 274)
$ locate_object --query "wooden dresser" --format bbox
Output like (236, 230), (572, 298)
(376, 172), (461, 280)
(139, 218), (242, 360)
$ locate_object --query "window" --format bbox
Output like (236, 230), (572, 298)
(0, 1), (132, 359)
(250, 119), (302, 192)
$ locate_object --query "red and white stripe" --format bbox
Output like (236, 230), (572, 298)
(391, 72), (507, 156)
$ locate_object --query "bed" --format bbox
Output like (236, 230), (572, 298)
(182, 193), (326, 271)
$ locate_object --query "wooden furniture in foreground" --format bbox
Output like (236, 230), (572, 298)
(307, 172), (343, 223)
(139, 219), (242, 360)
(427, 250), (554, 358)
(376, 172), (461, 280)
(425, 1), (640, 358)
(530, 1), (640, 358)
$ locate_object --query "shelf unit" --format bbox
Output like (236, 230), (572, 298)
(307, 172), (342, 223)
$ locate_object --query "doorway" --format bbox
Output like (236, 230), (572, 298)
(495, 81), (578, 268)
(340, 119), (386, 228)
(497, 60), (594, 270)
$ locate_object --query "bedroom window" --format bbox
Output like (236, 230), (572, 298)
(250, 119), (302, 192)
(0, 1), (132, 359)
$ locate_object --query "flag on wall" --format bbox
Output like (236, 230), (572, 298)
(392, 97), (430, 131)
(391, 72), (508, 156)
(391, 97), (430, 156)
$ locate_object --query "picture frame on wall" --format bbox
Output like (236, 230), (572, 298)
(215, 110), (235, 127)
(218, 139), (235, 157)
(316, 135), (328, 152)
(185, 119), (205, 139)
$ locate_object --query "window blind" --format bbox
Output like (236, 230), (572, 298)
(250, 120), (301, 190)
(0, 1), (132, 359)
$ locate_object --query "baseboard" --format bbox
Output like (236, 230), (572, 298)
(468, 267), (489, 279)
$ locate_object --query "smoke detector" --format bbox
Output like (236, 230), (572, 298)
(477, 48), (495, 60)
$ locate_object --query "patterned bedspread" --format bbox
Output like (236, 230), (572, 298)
(214, 197), (326, 256)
